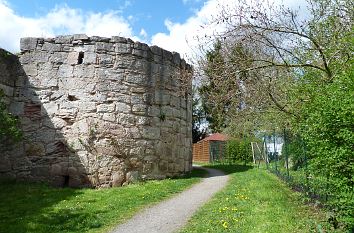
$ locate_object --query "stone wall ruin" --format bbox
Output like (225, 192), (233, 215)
(0, 35), (192, 188)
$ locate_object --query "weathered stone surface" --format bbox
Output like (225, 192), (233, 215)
(116, 102), (131, 113)
(25, 142), (45, 156)
(97, 104), (116, 112)
(55, 35), (73, 44)
(50, 164), (62, 175)
(111, 36), (127, 43)
(58, 64), (74, 77)
(112, 171), (125, 187)
(0, 158), (11, 172)
(73, 34), (89, 41)
(83, 52), (97, 64)
(126, 171), (139, 183)
(115, 43), (131, 54)
(42, 43), (61, 52)
(0, 35), (192, 188)
(23, 64), (38, 76)
(20, 37), (38, 51)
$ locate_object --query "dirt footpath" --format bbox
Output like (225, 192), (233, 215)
(111, 166), (229, 233)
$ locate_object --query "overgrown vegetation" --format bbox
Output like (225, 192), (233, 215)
(298, 66), (354, 228)
(180, 164), (332, 233)
(225, 138), (253, 164)
(193, 0), (353, 230)
(0, 168), (206, 233)
(0, 90), (22, 151)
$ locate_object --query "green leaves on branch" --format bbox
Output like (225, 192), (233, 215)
(226, 138), (253, 164)
(0, 90), (22, 150)
(298, 67), (354, 229)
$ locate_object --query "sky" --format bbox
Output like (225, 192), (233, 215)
(0, 0), (308, 58)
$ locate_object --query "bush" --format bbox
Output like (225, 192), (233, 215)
(0, 90), (22, 151)
(282, 134), (306, 171)
(226, 138), (253, 164)
(299, 67), (354, 230)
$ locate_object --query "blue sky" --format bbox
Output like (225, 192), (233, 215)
(0, 0), (212, 55)
(5, 0), (205, 37)
(0, 0), (307, 57)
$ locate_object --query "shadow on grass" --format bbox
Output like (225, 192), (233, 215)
(203, 163), (254, 175)
(0, 181), (85, 233)
(0, 168), (208, 233)
(165, 167), (208, 181)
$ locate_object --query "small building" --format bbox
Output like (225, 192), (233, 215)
(192, 133), (228, 163)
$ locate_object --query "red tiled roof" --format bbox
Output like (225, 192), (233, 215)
(202, 133), (228, 141)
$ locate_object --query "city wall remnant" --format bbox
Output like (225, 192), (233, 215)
(0, 34), (192, 188)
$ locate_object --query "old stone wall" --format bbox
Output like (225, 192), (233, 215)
(0, 35), (192, 187)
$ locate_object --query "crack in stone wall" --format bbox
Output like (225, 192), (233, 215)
(0, 34), (193, 188)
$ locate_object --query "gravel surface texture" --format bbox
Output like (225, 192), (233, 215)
(111, 166), (229, 233)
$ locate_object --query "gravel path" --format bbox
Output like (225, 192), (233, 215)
(110, 166), (229, 233)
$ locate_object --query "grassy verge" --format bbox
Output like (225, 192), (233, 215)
(0, 168), (206, 233)
(180, 164), (332, 233)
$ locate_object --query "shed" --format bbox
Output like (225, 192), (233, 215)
(193, 133), (228, 163)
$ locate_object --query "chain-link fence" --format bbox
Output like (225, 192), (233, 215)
(252, 130), (332, 204)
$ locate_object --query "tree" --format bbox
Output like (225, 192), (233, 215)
(195, 0), (353, 229)
(192, 87), (207, 143)
(199, 41), (242, 132)
(196, 0), (353, 129)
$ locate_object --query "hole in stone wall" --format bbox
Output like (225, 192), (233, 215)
(78, 52), (84, 64)
(62, 117), (74, 125)
(63, 175), (70, 187)
(68, 95), (79, 101)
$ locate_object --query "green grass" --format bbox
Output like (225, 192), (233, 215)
(180, 164), (332, 233)
(0, 168), (206, 233)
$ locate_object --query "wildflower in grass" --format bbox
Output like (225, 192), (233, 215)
(222, 221), (228, 229)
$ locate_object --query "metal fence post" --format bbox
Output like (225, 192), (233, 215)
(284, 128), (290, 180)
(301, 137), (310, 193)
(273, 129), (278, 173)
(263, 136), (269, 169)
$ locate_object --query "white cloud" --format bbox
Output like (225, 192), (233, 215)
(151, 0), (225, 59)
(151, 0), (309, 60)
(0, 0), (309, 57)
(139, 28), (147, 38)
(0, 1), (138, 52)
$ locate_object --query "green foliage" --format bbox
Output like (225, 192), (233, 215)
(199, 41), (241, 132)
(226, 138), (253, 164)
(298, 67), (354, 230)
(282, 133), (305, 171)
(0, 90), (22, 150)
(197, 0), (353, 230)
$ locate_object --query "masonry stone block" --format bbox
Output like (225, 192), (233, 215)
(83, 52), (97, 64)
(97, 103), (115, 113)
(1, 35), (192, 188)
(20, 37), (38, 51)
(115, 43), (131, 54)
(73, 34), (89, 41)
(116, 102), (131, 113)
(42, 43), (62, 52)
